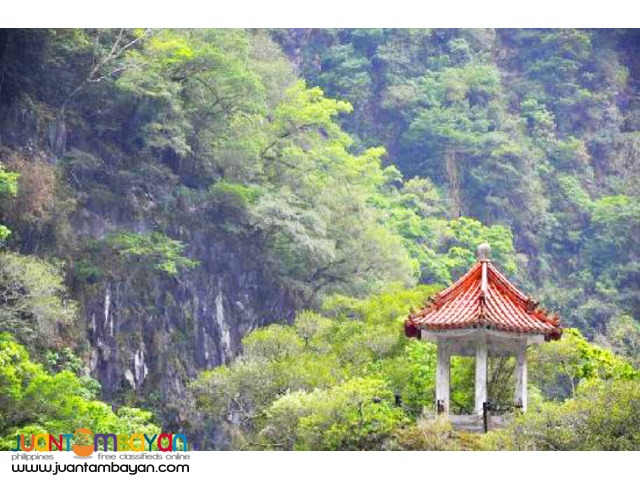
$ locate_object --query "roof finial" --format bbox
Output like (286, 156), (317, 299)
(477, 243), (491, 262)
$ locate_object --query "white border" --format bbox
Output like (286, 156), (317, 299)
(1, 1), (637, 28)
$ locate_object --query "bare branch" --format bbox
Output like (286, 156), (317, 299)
(60, 28), (152, 114)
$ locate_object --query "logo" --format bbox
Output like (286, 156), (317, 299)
(11, 429), (187, 456)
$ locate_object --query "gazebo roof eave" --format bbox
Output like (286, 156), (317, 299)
(419, 327), (546, 344)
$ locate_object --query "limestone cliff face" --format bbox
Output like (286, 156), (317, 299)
(79, 227), (295, 410)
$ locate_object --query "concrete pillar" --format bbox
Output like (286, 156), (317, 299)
(436, 339), (450, 414)
(515, 346), (528, 411)
(474, 336), (488, 415)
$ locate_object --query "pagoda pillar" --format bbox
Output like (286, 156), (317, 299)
(474, 335), (488, 415)
(436, 339), (450, 414)
(515, 346), (528, 411)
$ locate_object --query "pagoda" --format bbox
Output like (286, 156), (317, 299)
(404, 243), (561, 417)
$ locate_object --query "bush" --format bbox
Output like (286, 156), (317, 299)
(260, 378), (409, 450)
(0, 251), (78, 350)
(0, 334), (159, 449)
(481, 378), (640, 450)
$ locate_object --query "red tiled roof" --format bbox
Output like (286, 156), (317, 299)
(406, 261), (562, 340)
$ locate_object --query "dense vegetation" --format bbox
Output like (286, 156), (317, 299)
(189, 291), (639, 450)
(275, 28), (640, 337)
(0, 28), (639, 450)
(0, 333), (159, 449)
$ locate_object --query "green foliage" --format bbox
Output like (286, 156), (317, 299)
(190, 285), (437, 449)
(529, 328), (639, 400)
(88, 29), (439, 301)
(373, 176), (518, 284)
(588, 195), (640, 273)
(0, 225), (10, 244)
(317, 44), (372, 106)
(520, 96), (556, 138)
(370, 340), (436, 415)
(117, 29), (264, 159)
(276, 28), (640, 340)
(43, 346), (86, 375)
(192, 280), (640, 449)
(0, 164), (20, 243)
(260, 378), (408, 450)
(0, 165), (19, 197)
(540, 193), (640, 335)
(234, 80), (418, 299)
(209, 181), (263, 210)
(4, 28), (527, 326)
(481, 378), (640, 450)
(556, 175), (593, 213)
(104, 231), (199, 277)
(0, 333), (159, 449)
(0, 252), (77, 350)
(604, 315), (640, 368)
(321, 283), (439, 325)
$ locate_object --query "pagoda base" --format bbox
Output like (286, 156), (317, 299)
(449, 414), (508, 433)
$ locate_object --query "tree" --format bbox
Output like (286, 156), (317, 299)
(104, 230), (199, 277)
(189, 285), (437, 449)
(0, 252), (78, 350)
(0, 164), (19, 243)
(529, 328), (638, 400)
(603, 315), (640, 368)
(481, 378), (640, 450)
(0, 333), (159, 449)
(260, 378), (408, 450)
